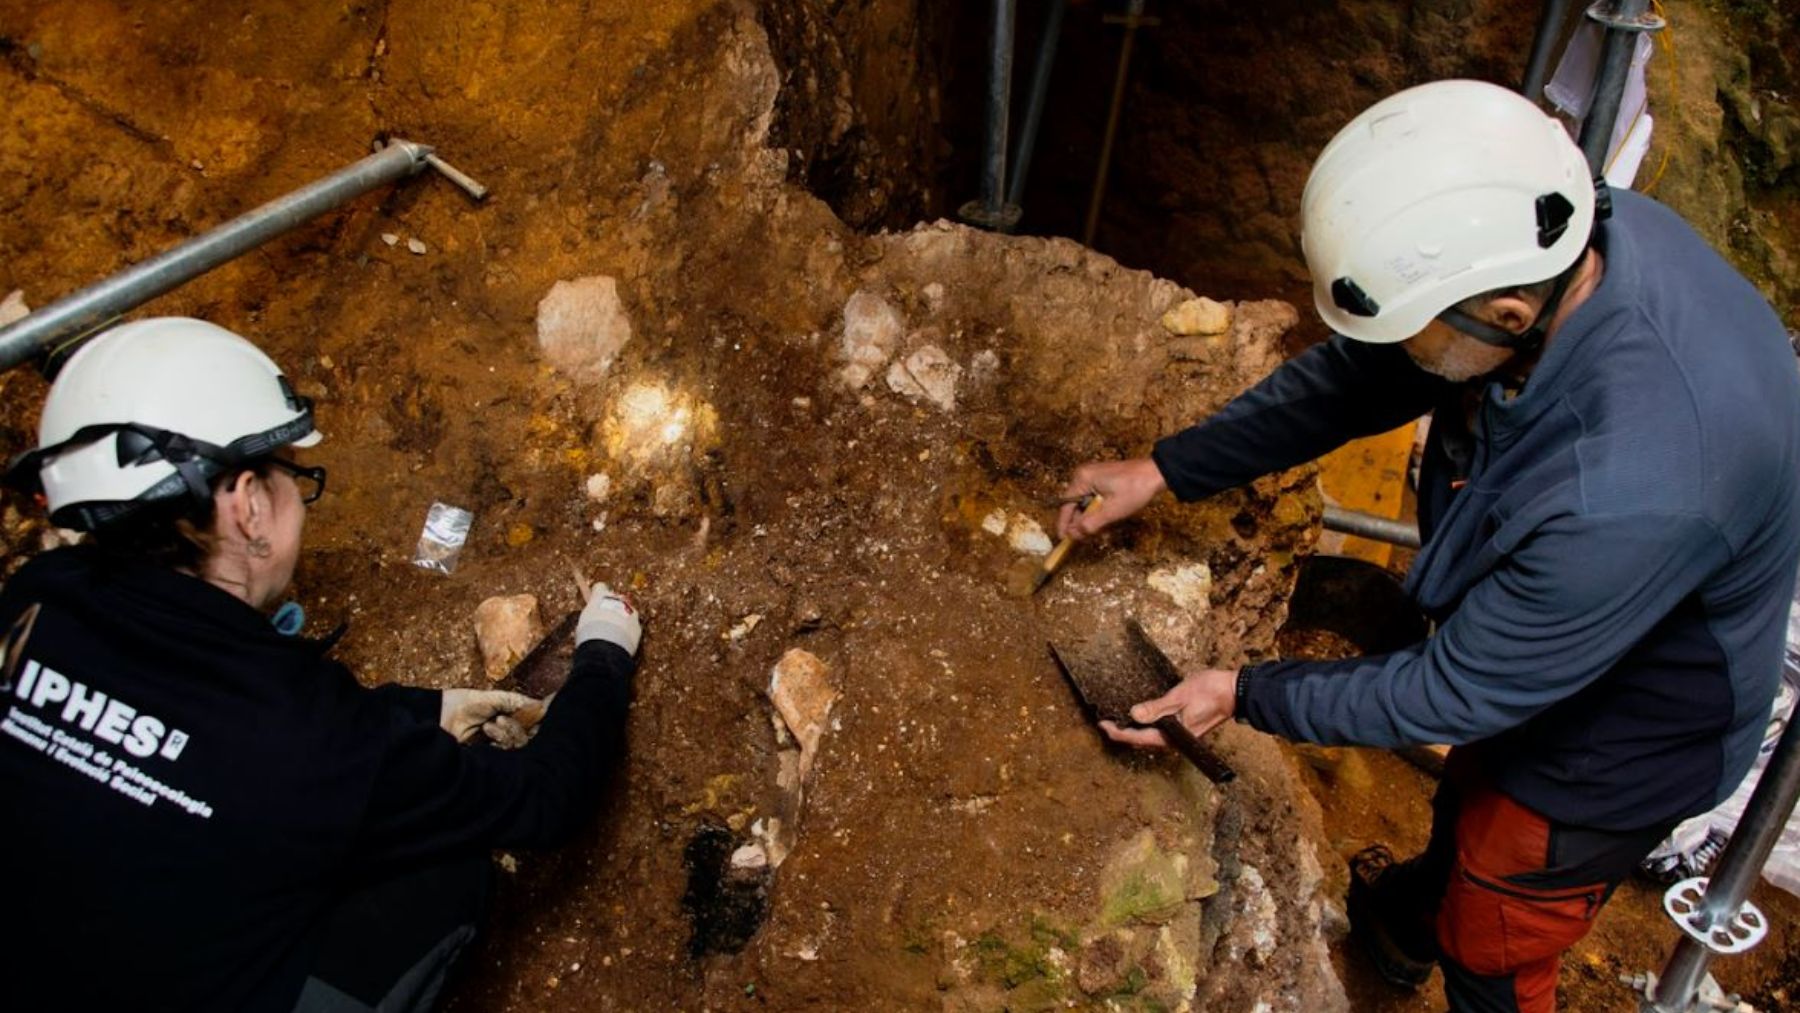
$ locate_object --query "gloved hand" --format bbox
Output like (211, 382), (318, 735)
(440, 688), (540, 745)
(576, 581), (641, 656)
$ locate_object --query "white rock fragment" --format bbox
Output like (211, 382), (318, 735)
(536, 275), (634, 383)
(758, 816), (792, 869)
(768, 649), (838, 781)
(0, 289), (30, 327)
(1148, 562), (1214, 616)
(584, 473), (612, 503)
(1237, 864), (1280, 963)
(730, 843), (770, 871)
(837, 290), (904, 389)
(922, 281), (946, 312)
(1160, 296), (1232, 336)
(884, 344), (961, 412)
(473, 594), (544, 681)
(380, 233), (399, 247)
(725, 614), (763, 641)
(980, 509), (1008, 536)
(1007, 515), (1053, 555)
(970, 348), (1000, 377)
(406, 237), (428, 255)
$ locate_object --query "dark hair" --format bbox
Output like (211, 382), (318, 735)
(87, 460), (273, 571)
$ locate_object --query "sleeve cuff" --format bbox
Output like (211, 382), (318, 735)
(369, 683), (443, 724)
(1233, 660), (1290, 731)
(1149, 438), (1201, 503)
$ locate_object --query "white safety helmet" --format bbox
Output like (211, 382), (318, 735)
(1301, 79), (1600, 345)
(7, 317), (320, 530)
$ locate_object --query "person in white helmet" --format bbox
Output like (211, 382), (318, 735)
(1057, 80), (1800, 1012)
(0, 318), (644, 1013)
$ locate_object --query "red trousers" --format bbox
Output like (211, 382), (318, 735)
(1397, 758), (1675, 1012)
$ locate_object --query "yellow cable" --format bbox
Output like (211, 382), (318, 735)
(1639, 0), (1675, 194)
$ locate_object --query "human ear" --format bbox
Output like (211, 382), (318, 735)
(217, 470), (268, 541)
(1486, 294), (1536, 335)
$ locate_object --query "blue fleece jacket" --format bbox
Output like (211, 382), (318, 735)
(1151, 191), (1800, 830)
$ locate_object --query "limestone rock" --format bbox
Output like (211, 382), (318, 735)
(884, 343), (961, 411)
(585, 472), (612, 502)
(1006, 515), (1052, 556)
(1160, 296), (1232, 336)
(1148, 562), (1213, 616)
(921, 281), (945, 312)
(768, 648), (838, 780)
(1099, 829), (1188, 928)
(536, 276), (634, 383)
(980, 509), (1008, 536)
(1232, 864), (1280, 965)
(730, 843), (769, 870)
(474, 594), (544, 681)
(969, 348), (1000, 379)
(837, 289), (903, 389)
(0, 289), (29, 327)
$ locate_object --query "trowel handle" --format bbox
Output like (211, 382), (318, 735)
(513, 695), (552, 731)
(1154, 715), (1236, 784)
(1044, 494), (1105, 573)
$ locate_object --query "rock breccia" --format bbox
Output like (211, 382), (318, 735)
(837, 289), (904, 389)
(537, 275), (634, 382)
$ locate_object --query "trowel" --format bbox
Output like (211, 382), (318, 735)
(1049, 619), (1236, 784)
(500, 568), (592, 730)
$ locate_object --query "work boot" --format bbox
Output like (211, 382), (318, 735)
(1347, 844), (1439, 990)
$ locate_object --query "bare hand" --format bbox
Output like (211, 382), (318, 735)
(1098, 669), (1238, 750)
(1057, 458), (1168, 540)
(440, 688), (542, 744)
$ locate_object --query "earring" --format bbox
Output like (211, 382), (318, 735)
(248, 537), (272, 559)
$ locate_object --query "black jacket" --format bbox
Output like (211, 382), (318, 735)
(0, 546), (633, 1011)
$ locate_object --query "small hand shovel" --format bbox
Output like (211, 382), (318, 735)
(500, 569), (593, 730)
(1049, 619), (1236, 784)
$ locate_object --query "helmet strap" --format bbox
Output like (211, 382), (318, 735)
(1436, 252), (1585, 355)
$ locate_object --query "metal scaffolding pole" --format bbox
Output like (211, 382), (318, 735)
(1005, 0), (1069, 218)
(1322, 505), (1422, 550)
(1640, 706), (1800, 1011)
(1577, 0), (1664, 175)
(960, 0), (1022, 231)
(1522, 0), (1575, 101)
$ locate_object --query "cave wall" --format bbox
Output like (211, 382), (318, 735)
(911, 0), (1797, 339)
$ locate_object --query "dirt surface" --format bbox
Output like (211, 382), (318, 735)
(2, 2), (1797, 1010)
(0, 3), (1344, 1009)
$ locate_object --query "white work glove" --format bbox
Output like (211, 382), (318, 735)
(576, 581), (642, 656)
(439, 688), (539, 745)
